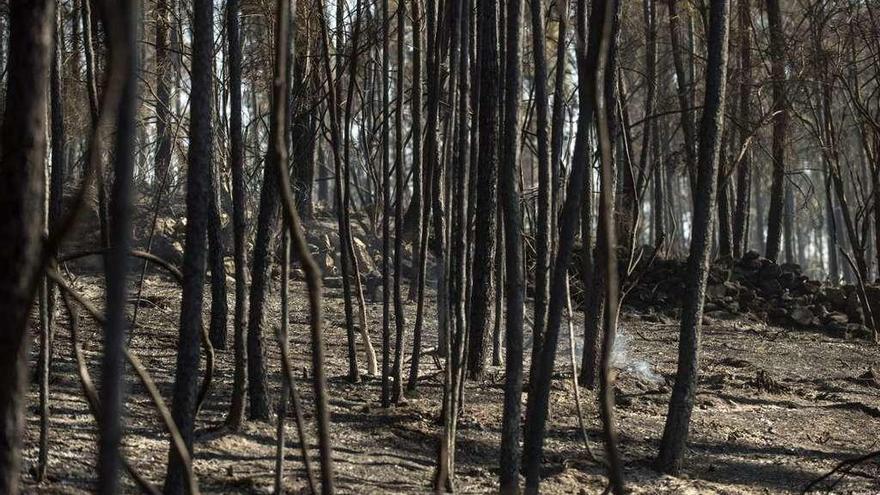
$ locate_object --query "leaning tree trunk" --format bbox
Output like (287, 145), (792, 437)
(0, 2), (52, 492)
(656, 0), (730, 475)
(523, 1), (616, 492)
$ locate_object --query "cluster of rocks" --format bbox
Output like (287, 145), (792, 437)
(627, 250), (876, 340)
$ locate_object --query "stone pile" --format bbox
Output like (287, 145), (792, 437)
(625, 250), (875, 340)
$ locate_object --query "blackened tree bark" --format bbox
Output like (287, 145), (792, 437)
(656, 0), (730, 474)
(207, 155), (228, 349)
(39, 8), (65, 481)
(499, 0), (525, 489)
(580, 1), (622, 390)
(764, 0), (786, 262)
(381, 0), (392, 407)
(522, 0), (614, 492)
(667, 0), (697, 191)
(408, 0), (436, 391)
(528, 0), (552, 382)
(97, 0), (137, 491)
(0, 2), (52, 492)
(732, 0), (752, 259)
(391, 0), (407, 403)
(165, 0), (212, 489)
(466, 0), (499, 380)
(154, 0), (172, 192)
(225, 0), (249, 430)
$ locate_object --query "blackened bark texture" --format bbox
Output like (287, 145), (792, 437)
(0, 2), (52, 492)
(207, 156), (228, 350)
(97, 0), (137, 491)
(225, 0), (249, 430)
(580, 2), (622, 391)
(391, 0), (407, 403)
(381, 0), (392, 408)
(408, 0), (438, 391)
(732, 0), (752, 259)
(80, 0), (108, 246)
(523, 1), (616, 492)
(499, 0), (525, 489)
(246, 134), (282, 420)
(466, 0), (499, 380)
(154, 0), (172, 192)
(656, 0), (730, 475)
(164, 0), (212, 490)
(549, 0), (570, 249)
(528, 0), (552, 383)
(667, 0), (697, 191)
(764, 0), (786, 262)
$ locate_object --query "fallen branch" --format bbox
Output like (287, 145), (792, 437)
(59, 291), (161, 495)
(803, 449), (880, 493)
(49, 269), (201, 495)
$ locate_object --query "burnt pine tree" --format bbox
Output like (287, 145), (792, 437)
(764, 0), (787, 262)
(498, 0), (525, 489)
(466, 0), (499, 380)
(522, 0), (614, 492)
(164, 0), (213, 489)
(97, 0), (138, 491)
(0, 2), (53, 492)
(225, 0), (249, 430)
(656, 0), (731, 474)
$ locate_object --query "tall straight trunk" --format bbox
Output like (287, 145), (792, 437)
(165, 0), (212, 489)
(732, 0), (752, 258)
(39, 9), (66, 481)
(391, 0), (407, 403)
(408, 0), (437, 391)
(246, 134), (282, 420)
(381, 0), (392, 407)
(549, 0), (570, 252)
(408, 0), (424, 303)
(225, 0), (249, 430)
(667, 0), (697, 190)
(80, 0), (109, 247)
(466, 0), (499, 380)
(154, 0), (173, 191)
(0, 1), (52, 492)
(341, 0), (378, 377)
(580, 2), (622, 390)
(97, 1), (137, 491)
(207, 156), (228, 349)
(656, 0), (730, 475)
(524, 1), (617, 491)
(764, 0), (786, 262)
(498, 0), (525, 489)
(528, 0), (552, 379)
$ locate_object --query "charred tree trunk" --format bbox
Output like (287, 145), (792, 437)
(523, 1), (616, 491)
(0, 2), (52, 492)
(225, 0), (249, 430)
(656, 0), (730, 475)
(97, 0), (137, 491)
(466, 0), (499, 380)
(732, 0), (752, 259)
(498, 0), (525, 489)
(164, 0), (212, 489)
(764, 0), (787, 262)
